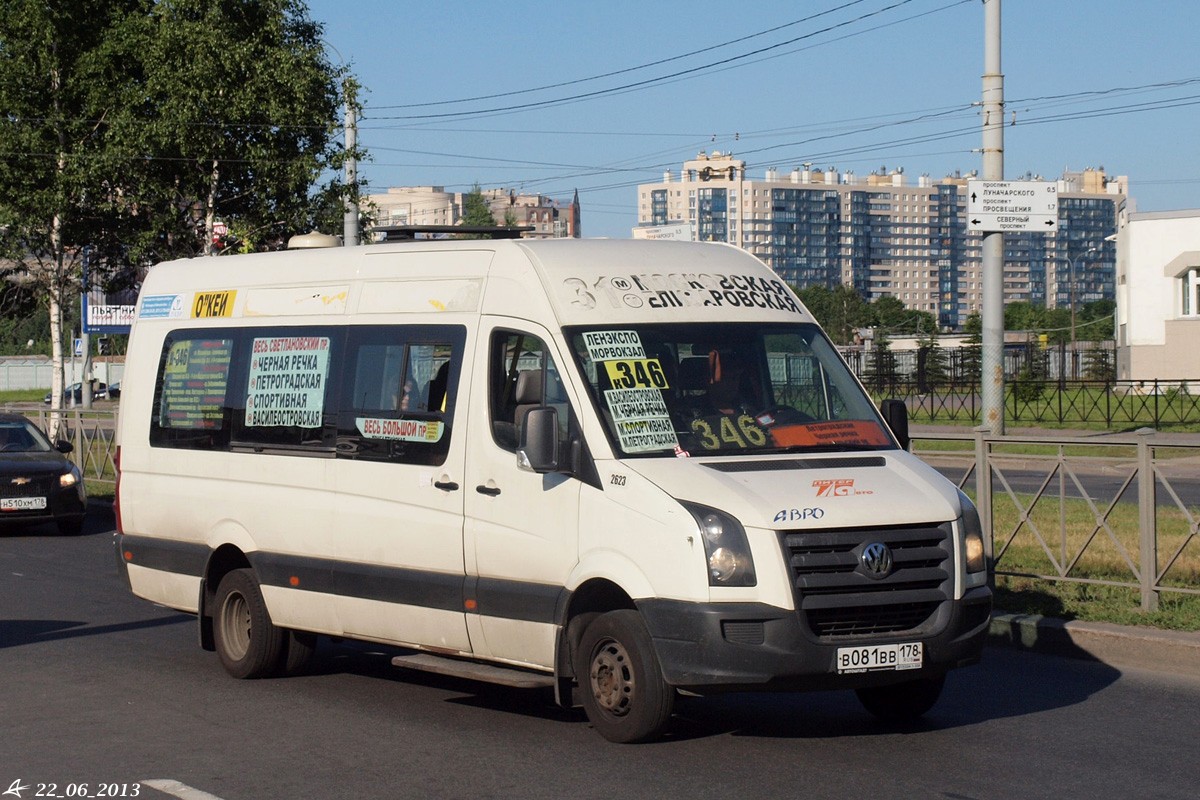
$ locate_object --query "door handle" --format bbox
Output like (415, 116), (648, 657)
(475, 485), (501, 496)
(433, 480), (459, 491)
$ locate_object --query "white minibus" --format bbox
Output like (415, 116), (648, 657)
(114, 238), (991, 742)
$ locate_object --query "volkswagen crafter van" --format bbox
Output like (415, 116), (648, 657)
(114, 238), (991, 742)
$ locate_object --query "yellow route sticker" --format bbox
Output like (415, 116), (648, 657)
(603, 358), (669, 390)
(192, 290), (237, 318)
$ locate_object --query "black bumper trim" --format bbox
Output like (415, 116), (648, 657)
(636, 586), (992, 692)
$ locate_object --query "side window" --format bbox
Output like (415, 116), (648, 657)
(233, 331), (339, 450)
(337, 325), (464, 466)
(150, 332), (236, 450)
(488, 330), (571, 452)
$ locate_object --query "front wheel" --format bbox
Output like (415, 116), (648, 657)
(856, 675), (945, 722)
(575, 610), (674, 743)
(212, 568), (286, 679)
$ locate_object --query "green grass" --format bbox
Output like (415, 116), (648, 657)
(993, 578), (1200, 631)
(0, 388), (48, 403)
(986, 490), (1200, 631)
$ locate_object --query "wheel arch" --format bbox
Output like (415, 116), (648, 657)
(552, 577), (637, 707)
(197, 544), (253, 651)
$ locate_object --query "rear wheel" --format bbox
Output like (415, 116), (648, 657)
(856, 675), (945, 722)
(575, 610), (674, 743)
(213, 568), (286, 679)
(283, 630), (318, 675)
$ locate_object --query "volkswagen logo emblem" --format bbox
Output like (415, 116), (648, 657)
(861, 542), (893, 578)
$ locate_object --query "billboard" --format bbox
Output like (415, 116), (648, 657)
(82, 249), (143, 334)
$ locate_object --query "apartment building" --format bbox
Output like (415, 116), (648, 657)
(365, 186), (581, 239)
(636, 152), (1125, 329)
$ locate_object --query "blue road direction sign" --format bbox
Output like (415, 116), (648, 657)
(967, 179), (1059, 232)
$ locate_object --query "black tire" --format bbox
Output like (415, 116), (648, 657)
(282, 630), (318, 675)
(856, 675), (945, 722)
(575, 610), (674, 743)
(212, 568), (286, 679)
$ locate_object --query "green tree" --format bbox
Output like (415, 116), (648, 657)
(795, 283), (870, 345)
(868, 328), (898, 394)
(1, 1), (359, 417)
(1083, 343), (1116, 381)
(916, 332), (949, 391)
(871, 295), (908, 331)
(1003, 301), (1042, 333)
(458, 184), (498, 236)
(0, 0), (138, 417)
(1076, 299), (1116, 341)
(959, 312), (982, 383)
(105, 0), (349, 260)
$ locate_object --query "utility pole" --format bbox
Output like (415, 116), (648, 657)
(343, 78), (359, 246)
(981, 0), (1005, 435)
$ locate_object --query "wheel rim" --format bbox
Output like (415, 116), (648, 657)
(589, 638), (635, 717)
(218, 591), (251, 661)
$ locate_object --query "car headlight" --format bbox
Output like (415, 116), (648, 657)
(60, 467), (81, 488)
(680, 502), (757, 587)
(957, 489), (987, 574)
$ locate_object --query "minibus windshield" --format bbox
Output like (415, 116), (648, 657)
(566, 322), (896, 457)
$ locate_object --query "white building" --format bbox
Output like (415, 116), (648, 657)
(1115, 209), (1200, 381)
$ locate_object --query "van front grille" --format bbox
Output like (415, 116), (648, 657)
(780, 523), (954, 640)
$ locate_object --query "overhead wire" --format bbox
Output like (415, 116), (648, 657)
(364, 0), (928, 121)
(369, 0), (872, 110)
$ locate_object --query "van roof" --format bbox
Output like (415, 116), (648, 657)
(136, 239), (814, 327)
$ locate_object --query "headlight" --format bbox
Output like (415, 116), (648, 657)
(957, 489), (987, 574)
(680, 502), (757, 587)
(60, 467), (80, 488)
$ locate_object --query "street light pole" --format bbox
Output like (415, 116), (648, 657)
(1067, 246), (1099, 345)
(980, 0), (1005, 435)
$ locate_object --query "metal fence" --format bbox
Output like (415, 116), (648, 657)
(10, 405), (1197, 611)
(914, 429), (1200, 611)
(840, 340), (1116, 384)
(867, 379), (1200, 429)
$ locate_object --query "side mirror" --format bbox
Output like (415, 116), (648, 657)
(55, 440), (74, 454)
(518, 407), (560, 473)
(880, 399), (910, 451)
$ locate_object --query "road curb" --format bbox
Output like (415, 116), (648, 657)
(988, 611), (1200, 679)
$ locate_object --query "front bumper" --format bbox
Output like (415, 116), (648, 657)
(0, 482), (86, 529)
(637, 586), (992, 692)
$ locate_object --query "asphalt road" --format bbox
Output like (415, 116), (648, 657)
(3, 509), (1200, 800)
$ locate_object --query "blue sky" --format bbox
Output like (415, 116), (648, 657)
(309, 0), (1200, 238)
